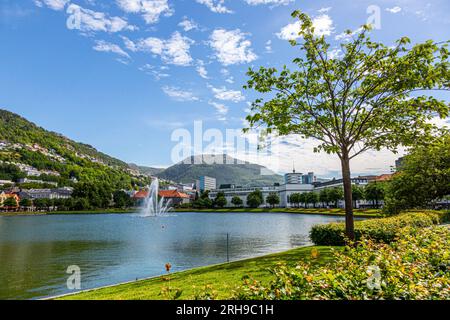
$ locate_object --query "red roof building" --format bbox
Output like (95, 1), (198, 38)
(132, 190), (149, 199)
(158, 190), (190, 199)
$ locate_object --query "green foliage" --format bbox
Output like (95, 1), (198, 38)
(244, 9), (450, 238)
(246, 189), (264, 208)
(0, 109), (150, 192)
(310, 211), (449, 246)
(113, 190), (133, 209)
(0, 163), (26, 181)
(327, 187), (344, 207)
(231, 196), (243, 207)
(214, 195), (227, 208)
(288, 193), (301, 207)
(365, 182), (386, 208)
(384, 134), (450, 214)
(2, 197), (18, 207)
(192, 285), (219, 300)
(234, 226), (450, 300)
(266, 192), (280, 208)
(19, 198), (32, 207)
(305, 192), (319, 208)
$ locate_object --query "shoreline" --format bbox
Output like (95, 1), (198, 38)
(0, 208), (381, 218)
(47, 244), (332, 300)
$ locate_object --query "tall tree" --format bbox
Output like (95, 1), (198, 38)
(244, 11), (449, 239)
(266, 192), (280, 208)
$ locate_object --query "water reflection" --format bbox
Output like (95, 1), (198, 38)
(0, 213), (346, 299)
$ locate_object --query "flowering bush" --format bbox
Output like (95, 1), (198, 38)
(233, 226), (450, 300)
(310, 211), (449, 246)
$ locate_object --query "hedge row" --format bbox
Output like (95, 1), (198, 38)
(310, 211), (450, 246)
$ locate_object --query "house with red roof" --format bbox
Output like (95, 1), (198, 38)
(158, 190), (191, 206)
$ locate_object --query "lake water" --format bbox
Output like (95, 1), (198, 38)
(0, 212), (346, 299)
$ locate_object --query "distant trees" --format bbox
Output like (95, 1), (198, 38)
(266, 192), (280, 208)
(231, 196), (243, 207)
(384, 133), (450, 214)
(319, 189), (330, 208)
(352, 185), (365, 208)
(2, 197), (18, 208)
(113, 190), (133, 209)
(289, 193), (301, 208)
(306, 192), (319, 208)
(214, 192), (227, 208)
(247, 189), (264, 208)
(19, 198), (32, 208)
(327, 188), (344, 208)
(365, 182), (385, 209)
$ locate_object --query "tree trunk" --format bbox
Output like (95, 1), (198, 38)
(341, 152), (355, 241)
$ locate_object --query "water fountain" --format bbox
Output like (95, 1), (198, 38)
(141, 178), (172, 217)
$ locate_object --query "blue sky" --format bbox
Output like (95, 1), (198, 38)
(1, 0), (449, 177)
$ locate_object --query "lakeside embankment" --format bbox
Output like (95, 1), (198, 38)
(54, 245), (336, 300)
(0, 208), (381, 218)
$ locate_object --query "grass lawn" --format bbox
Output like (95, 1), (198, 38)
(56, 246), (338, 300)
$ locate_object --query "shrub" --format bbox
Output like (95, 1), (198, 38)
(234, 226), (450, 300)
(310, 211), (450, 246)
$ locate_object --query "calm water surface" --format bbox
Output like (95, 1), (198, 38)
(0, 212), (345, 299)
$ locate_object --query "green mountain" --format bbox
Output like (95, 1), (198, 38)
(0, 109), (148, 189)
(157, 154), (284, 187)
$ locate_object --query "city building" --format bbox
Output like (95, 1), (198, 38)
(197, 176), (216, 192)
(18, 178), (58, 186)
(19, 187), (73, 200)
(209, 185), (280, 208)
(206, 171), (394, 209)
(159, 190), (191, 206)
(284, 170), (316, 185)
(0, 192), (20, 207)
(0, 180), (13, 186)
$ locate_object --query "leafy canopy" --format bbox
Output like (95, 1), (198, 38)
(244, 11), (449, 159)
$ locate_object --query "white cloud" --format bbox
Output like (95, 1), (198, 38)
(196, 0), (232, 13)
(244, 0), (293, 5)
(318, 7), (332, 13)
(139, 64), (170, 80)
(196, 60), (209, 79)
(66, 4), (136, 33)
(179, 17), (198, 31)
(34, 0), (69, 11)
(209, 29), (257, 66)
(386, 6), (402, 14)
(277, 14), (334, 40)
(225, 77), (234, 84)
(122, 32), (194, 66)
(209, 85), (245, 102)
(93, 40), (130, 58)
(116, 0), (173, 24)
(265, 40), (273, 53)
(209, 101), (229, 121)
(162, 86), (199, 101)
(334, 26), (364, 42)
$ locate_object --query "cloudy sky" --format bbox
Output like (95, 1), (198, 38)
(1, 0), (449, 178)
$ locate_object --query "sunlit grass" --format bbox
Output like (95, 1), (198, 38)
(58, 246), (338, 300)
